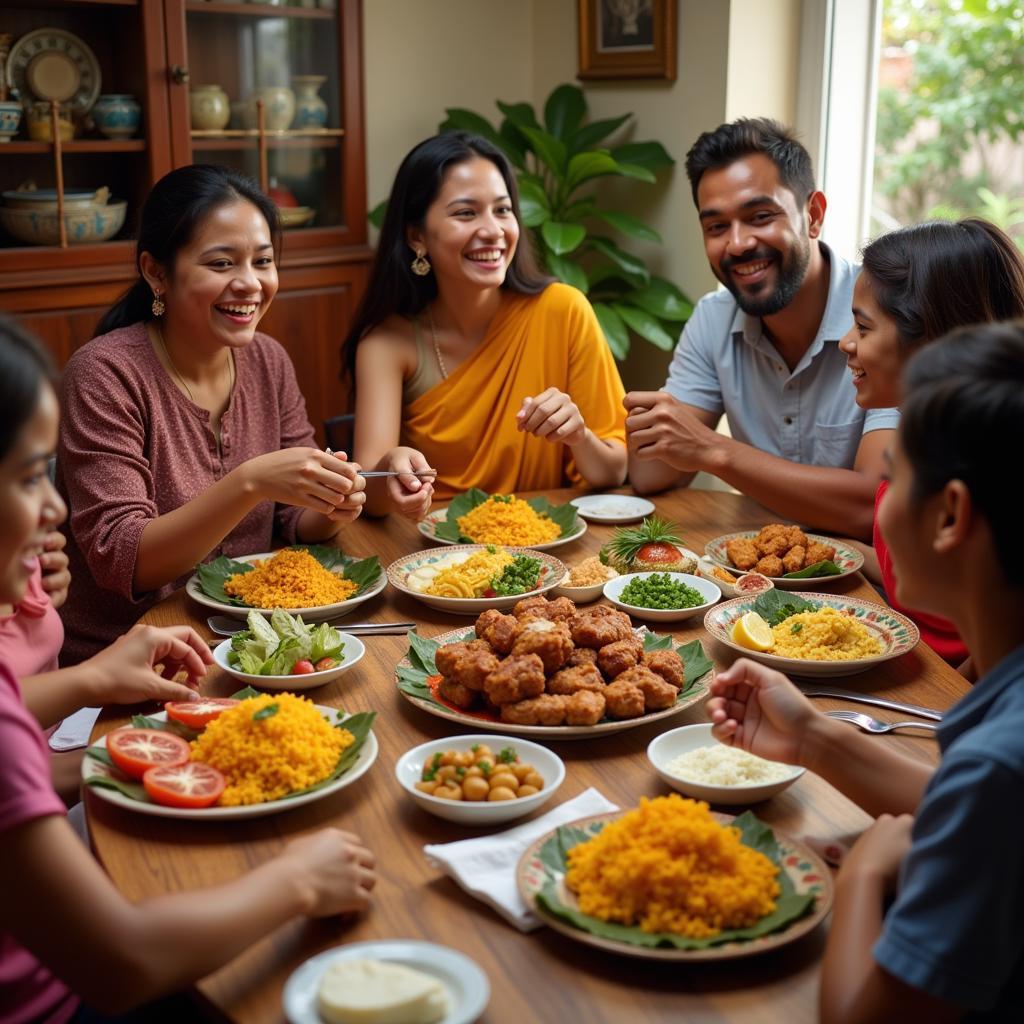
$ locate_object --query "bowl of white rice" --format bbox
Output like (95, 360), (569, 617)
(646, 723), (804, 804)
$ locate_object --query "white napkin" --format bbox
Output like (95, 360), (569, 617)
(424, 787), (618, 932)
(49, 706), (101, 751)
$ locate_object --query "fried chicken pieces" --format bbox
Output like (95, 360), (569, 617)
(431, 597), (686, 727)
(725, 523), (835, 577)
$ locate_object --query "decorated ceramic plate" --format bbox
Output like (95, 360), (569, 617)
(82, 707), (378, 820)
(282, 940), (490, 1024)
(568, 494), (656, 523)
(6, 28), (101, 114)
(517, 810), (833, 961)
(386, 546), (567, 615)
(703, 592), (920, 677)
(185, 546), (386, 622)
(395, 627), (713, 740)
(418, 490), (587, 551)
(704, 531), (864, 590)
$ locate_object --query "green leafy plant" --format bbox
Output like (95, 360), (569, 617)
(371, 84), (692, 359)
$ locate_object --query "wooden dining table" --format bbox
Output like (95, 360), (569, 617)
(85, 487), (969, 1024)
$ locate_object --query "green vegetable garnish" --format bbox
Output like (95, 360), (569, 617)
(602, 516), (683, 572)
(490, 555), (543, 597)
(253, 703), (279, 721)
(498, 746), (517, 764)
(479, 759), (493, 776)
(619, 573), (705, 610)
(752, 589), (818, 627)
(422, 751), (444, 782)
(790, 622), (804, 634)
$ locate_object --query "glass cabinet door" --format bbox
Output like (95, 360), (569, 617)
(174, 1), (363, 242)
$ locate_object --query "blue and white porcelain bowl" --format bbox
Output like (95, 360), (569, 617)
(0, 102), (23, 143)
(92, 95), (141, 139)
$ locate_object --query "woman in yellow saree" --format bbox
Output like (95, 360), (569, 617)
(342, 132), (627, 517)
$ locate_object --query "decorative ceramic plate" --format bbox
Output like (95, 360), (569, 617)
(568, 494), (656, 523)
(703, 592), (920, 677)
(517, 810), (833, 961)
(418, 508), (587, 551)
(386, 546), (567, 615)
(6, 28), (101, 114)
(185, 551), (386, 622)
(395, 627), (712, 740)
(82, 708), (378, 820)
(282, 940), (490, 1024)
(704, 531), (864, 590)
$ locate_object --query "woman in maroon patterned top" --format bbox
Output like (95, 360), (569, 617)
(57, 166), (366, 663)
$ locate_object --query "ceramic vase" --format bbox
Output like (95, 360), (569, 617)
(291, 75), (327, 129)
(248, 86), (295, 131)
(190, 85), (230, 131)
(0, 101), (21, 143)
(92, 94), (141, 139)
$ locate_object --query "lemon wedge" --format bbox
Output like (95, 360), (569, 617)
(731, 612), (774, 652)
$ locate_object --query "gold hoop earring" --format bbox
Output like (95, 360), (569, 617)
(151, 291), (166, 317)
(411, 251), (431, 277)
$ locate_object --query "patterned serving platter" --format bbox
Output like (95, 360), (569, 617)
(704, 531), (864, 590)
(6, 28), (101, 114)
(704, 592), (920, 677)
(418, 507), (587, 551)
(517, 810), (833, 961)
(395, 626), (711, 739)
(387, 546), (567, 615)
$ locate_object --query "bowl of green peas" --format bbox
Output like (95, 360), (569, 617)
(603, 571), (721, 622)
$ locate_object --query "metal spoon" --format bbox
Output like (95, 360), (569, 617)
(205, 615), (415, 637)
(825, 710), (939, 735)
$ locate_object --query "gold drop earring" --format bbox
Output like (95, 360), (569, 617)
(152, 290), (166, 317)
(411, 249), (431, 276)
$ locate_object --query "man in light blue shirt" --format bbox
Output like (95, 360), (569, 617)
(626, 119), (896, 539)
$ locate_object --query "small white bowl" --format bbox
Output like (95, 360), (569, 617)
(647, 724), (804, 805)
(552, 580), (606, 603)
(212, 633), (365, 691)
(395, 734), (565, 826)
(603, 571), (720, 623)
(697, 559), (774, 599)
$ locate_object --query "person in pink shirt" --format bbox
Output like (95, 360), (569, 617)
(839, 219), (1024, 667)
(0, 318), (377, 1023)
(58, 165), (367, 663)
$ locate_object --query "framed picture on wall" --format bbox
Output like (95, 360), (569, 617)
(577, 0), (677, 81)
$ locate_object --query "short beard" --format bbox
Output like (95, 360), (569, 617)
(720, 237), (811, 317)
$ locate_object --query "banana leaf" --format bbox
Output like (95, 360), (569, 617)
(752, 590), (818, 627)
(782, 559), (843, 579)
(534, 811), (815, 949)
(194, 546), (381, 605)
(433, 491), (579, 543)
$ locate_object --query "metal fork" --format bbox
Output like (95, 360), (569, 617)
(825, 710), (939, 735)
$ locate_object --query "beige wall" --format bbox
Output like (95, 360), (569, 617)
(363, 0), (802, 389)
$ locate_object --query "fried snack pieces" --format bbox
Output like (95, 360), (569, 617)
(726, 524), (835, 576)
(429, 598), (687, 727)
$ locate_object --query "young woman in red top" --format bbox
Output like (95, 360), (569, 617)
(839, 218), (1024, 665)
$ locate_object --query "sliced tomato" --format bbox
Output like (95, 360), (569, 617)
(314, 657), (338, 671)
(143, 761), (226, 809)
(291, 659), (315, 675)
(165, 698), (240, 730)
(106, 728), (191, 780)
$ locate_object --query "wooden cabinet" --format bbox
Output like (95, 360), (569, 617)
(0, 0), (368, 439)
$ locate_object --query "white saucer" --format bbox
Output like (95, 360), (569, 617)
(282, 940), (489, 1024)
(569, 494), (655, 523)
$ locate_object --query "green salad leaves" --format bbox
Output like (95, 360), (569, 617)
(229, 610), (344, 676)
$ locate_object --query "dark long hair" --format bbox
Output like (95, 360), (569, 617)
(684, 117), (815, 206)
(0, 315), (56, 461)
(861, 219), (1024, 349)
(341, 131), (551, 385)
(96, 165), (280, 337)
(901, 320), (1024, 580)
